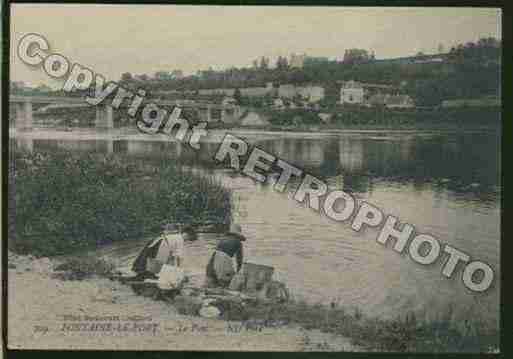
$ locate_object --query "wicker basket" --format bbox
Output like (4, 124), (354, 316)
(243, 262), (274, 293)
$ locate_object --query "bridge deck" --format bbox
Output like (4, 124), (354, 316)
(9, 95), (237, 110)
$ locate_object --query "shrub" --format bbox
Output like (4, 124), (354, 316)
(53, 256), (115, 280)
(9, 150), (232, 256)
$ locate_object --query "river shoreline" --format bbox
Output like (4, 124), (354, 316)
(10, 124), (500, 144)
(8, 249), (500, 353)
(7, 251), (361, 351)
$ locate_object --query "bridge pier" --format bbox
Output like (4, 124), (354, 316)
(95, 105), (114, 130)
(234, 106), (242, 118)
(175, 141), (183, 157)
(9, 96), (243, 130)
(15, 101), (33, 131)
(206, 105), (212, 122)
(16, 137), (34, 153)
(103, 139), (114, 154)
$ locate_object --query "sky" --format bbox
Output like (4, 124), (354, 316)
(10, 4), (501, 88)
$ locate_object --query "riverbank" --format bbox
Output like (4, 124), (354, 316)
(13, 104), (501, 141)
(7, 250), (499, 352)
(7, 251), (360, 351)
(256, 106), (501, 130)
(8, 150), (232, 256)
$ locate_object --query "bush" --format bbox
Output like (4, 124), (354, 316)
(266, 109), (322, 127)
(9, 150), (232, 256)
(53, 256), (115, 280)
(215, 298), (499, 352)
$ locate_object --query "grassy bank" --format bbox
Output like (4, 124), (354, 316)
(173, 294), (499, 353)
(8, 150), (232, 257)
(261, 106), (500, 129)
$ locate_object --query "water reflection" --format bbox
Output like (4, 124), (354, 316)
(12, 132), (500, 205)
(256, 134), (500, 204)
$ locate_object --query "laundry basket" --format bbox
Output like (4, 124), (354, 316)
(242, 262), (274, 293)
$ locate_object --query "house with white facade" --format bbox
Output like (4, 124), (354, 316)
(289, 53), (306, 68)
(277, 84), (325, 103)
(278, 84), (297, 99)
(198, 83), (276, 98)
(340, 80), (412, 107)
(272, 98), (285, 110)
(366, 94), (415, 109)
(385, 95), (415, 109)
(298, 85), (325, 103)
(222, 97), (238, 106)
(339, 80), (365, 105)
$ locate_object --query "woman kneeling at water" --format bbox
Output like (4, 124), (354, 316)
(132, 224), (197, 280)
(205, 223), (246, 288)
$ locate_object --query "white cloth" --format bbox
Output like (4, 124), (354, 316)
(157, 264), (185, 290)
(154, 233), (184, 264)
(213, 250), (235, 283)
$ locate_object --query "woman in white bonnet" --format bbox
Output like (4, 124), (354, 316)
(132, 223), (197, 279)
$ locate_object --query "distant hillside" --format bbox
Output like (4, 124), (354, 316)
(113, 38), (499, 107)
(11, 37), (500, 108)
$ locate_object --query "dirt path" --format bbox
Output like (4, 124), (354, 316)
(7, 253), (361, 351)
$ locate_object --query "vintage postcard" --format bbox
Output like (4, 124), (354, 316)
(6, 3), (501, 353)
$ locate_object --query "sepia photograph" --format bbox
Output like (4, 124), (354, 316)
(5, 3), (501, 353)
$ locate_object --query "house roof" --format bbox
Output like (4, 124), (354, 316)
(339, 80), (397, 90)
(368, 94), (388, 104)
(386, 95), (413, 105)
(368, 94), (413, 105)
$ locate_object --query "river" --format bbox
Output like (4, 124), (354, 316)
(12, 128), (501, 331)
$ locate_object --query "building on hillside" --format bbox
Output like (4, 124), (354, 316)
(240, 86), (271, 97)
(289, 53), (306, 68)
(272, 98), (285, 110)
(277, 84), (325, 103)
(222, 97), (238, 106)
(35, 103), (89, 114)
(385, 95), (415, 108)
(297, 85), (325, 103)
(373, 53), (449, 65)
(304, 56), (331, 66)
(10, 81), (27, 91)
(318, 113), (333, 124)
(195, 82), (326, 103)
(339, 80), (365, 104)
(365, 94), (387, 107)
(413, 56), (444, 64)
(134, 74), (150, 81)
(278, 84), (297, 99)
(197, 88), (232, 96)
(441, 97), (500, 108)
(366, 94), (415, 108)
(240, 112), (271, 127)
(360, 82), (397, 94)
(198, 83), (275, 98)
(339, 80), (401, 105)
(171, 70), (184, 79)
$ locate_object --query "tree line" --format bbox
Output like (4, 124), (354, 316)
(11, 37), (500, 107)
(117, 37), (500, 106)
